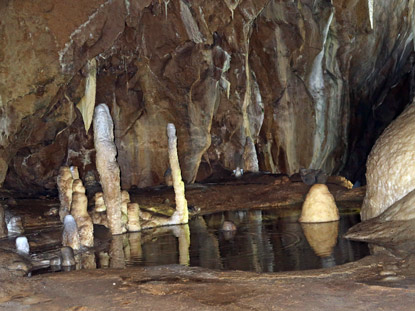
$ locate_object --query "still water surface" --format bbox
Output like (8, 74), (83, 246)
(117, 207), (369, 272)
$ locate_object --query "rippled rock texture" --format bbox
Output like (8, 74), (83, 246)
(0, 0), (414, 192)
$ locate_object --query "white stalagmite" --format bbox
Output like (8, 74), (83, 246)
(57, 166), (74, 222)
(166, 123), (188, 225)
(70, 166), (80, 179)
(16, 236), (30, 255)
(120, 190), (130, 233)
(93, 104), (123, 235)
(63, 215), (81, 251)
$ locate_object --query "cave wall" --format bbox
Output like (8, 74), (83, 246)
(0, 0), (414, 192)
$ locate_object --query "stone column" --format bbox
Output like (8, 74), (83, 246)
(167, 123), (188, 225)
(93, 104), (123, 235)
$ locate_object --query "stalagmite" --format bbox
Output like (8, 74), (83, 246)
(62, 215), (81, 251)
(127, 203), (141, 232)
(71, 179), (94, 248)
(94, 192), (106, 212)
(70, 166), (80, 179)
(120, 190), (130, 233)
(93, 104), (123, 235)
(57, 166), (74, 222)
(299, 184), (339, 223)
(15, 236), (30, 255)
(166, 123), (188, 225)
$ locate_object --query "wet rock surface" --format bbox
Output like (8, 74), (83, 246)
(0, 0), (414, 192)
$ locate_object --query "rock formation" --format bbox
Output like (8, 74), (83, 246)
(0, 1), (414, 193)
(62, 215), (81, 251)
(57, 166), (74, 222)
(361, 103), (415, 220)
(299, 184), (339, 223)
(93, 103), (123, 235)
(15, 236), (30, 255)
(71, 179), (94, 248)
(166, 123), (188, 225)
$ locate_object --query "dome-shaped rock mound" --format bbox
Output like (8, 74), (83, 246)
(299, 184), (339, 223)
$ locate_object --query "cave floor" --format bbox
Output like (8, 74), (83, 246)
(2, 254), (415, 311)
(1, 174), (414, 310)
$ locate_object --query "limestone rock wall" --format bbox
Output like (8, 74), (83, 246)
(0, 0), (414, 192)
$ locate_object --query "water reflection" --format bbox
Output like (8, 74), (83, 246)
(6, 206), (369, 274)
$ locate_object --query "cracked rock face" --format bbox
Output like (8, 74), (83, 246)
(0, 0), (414, 192)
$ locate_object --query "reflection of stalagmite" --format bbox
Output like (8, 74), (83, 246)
(171, 225), (190, 266)
(0, 205), (7, 238)
(301, 221), (339, 257)
(57, 166), (74, 222)
(93, 104), (123, 235)
(80, 252), (96, 270)
(71, 179), (94, 248)
(167, 123), (188, 225)
(62, 215), (81, 251)
(127, 203), (141, 232)
(98, 252), (110, 268)
(299, 184), (339, 223)
(61, 246), (76, 267)
(128, 232), (143, 261)
(109, 235), (125, 268)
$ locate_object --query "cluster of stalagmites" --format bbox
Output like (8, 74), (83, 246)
(56, 103), (189, 264)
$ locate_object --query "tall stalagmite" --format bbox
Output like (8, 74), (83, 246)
(93, 104), (123, 235)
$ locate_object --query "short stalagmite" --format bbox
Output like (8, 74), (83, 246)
(15, 236), (30, 255)
(57, 166), (74, 222)
(62, 215), (81, 251)
(166, 123), (188, 225)
(299, 184), (339, 223)
(71, 179), (94, 248)
(93, 104), (123, 235)
(94, 192), (106, 212)
(362, 103), (415, 220)
(121, 190), (130, 233)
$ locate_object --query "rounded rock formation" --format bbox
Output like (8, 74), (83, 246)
(299, 184), (339, 223)
(362, 103), (415, 220)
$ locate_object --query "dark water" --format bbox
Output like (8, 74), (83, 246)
(2, 205), (369, 274)
(117, 206), (369, 272)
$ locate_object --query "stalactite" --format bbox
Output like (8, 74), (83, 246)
(76, 58), (97, 132)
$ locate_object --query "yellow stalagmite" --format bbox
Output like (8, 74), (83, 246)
(299, 184), (339, 223)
